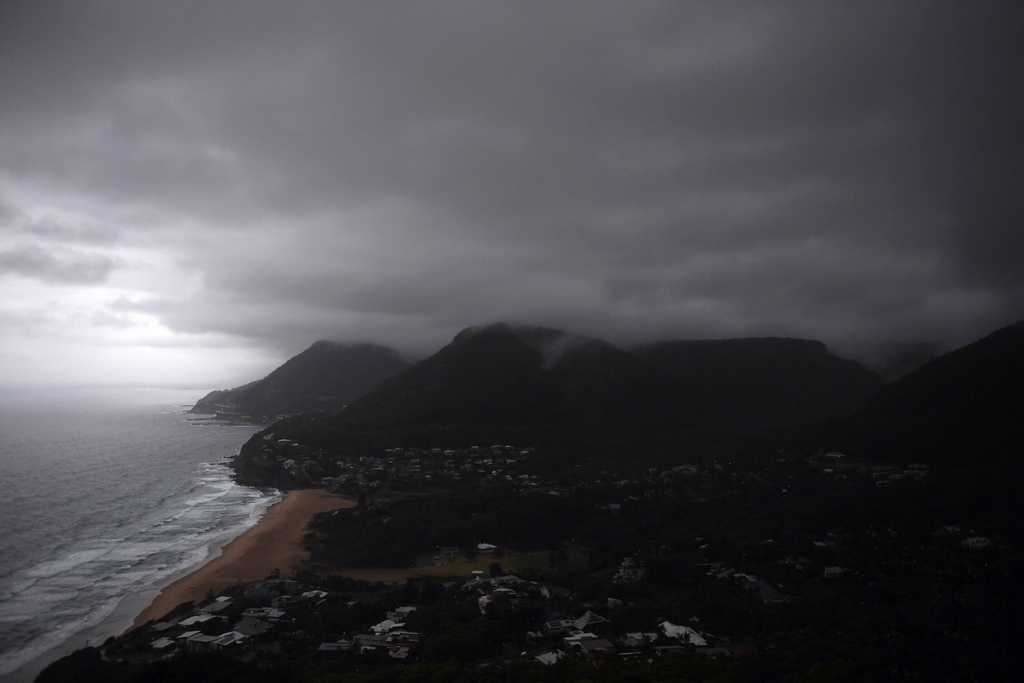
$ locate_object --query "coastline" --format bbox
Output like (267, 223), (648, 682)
(131, 488), (355, 629)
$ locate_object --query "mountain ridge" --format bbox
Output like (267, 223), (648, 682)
(190, 341), (412, 421)
(335, 322), (885, 430)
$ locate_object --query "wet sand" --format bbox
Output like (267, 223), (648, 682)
(131, 489), (354, 628)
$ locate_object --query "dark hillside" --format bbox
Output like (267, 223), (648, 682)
(631, 337), (884, 429)
(337, 323), (657, 426)
(337, 324), (882, 431)
(191, 341), (411, 420)
(835, 320), (1024, 466)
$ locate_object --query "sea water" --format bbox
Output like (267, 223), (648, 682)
(0, 386), (277, 681)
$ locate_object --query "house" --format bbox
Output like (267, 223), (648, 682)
(621, 632), (658, 649)
(318, 640), (352, 653)
(493, 574), (527, 587)
(150, 620), (178, 634)
(579, 638), (616, 657)
(387, 630), (421, 646)
(543, 618), (575, 633)
(370, 618), (403, 633)
(388, 645), (412, 660)
(210, 631), (249, 651)
(573, 610), (609, 630)
(303, 589), (328, 606)
(614, 557), (646, 583)
(234, 607), (286, 636)
(535, 649), (565, 665)
(387, 606), (417, 622)
(463, 576), (491, 591)
(175, 630), (202, 648)
(353, 633), (389, 651)
(150, 637), (176, 651)
(271, 594), (309, 609)
(563, 631), (600, 648)
(660, 621), (707, 646)
(198, 596), (234, 614)
(186, 633), (219, 653)
(179, 613), (225, 628)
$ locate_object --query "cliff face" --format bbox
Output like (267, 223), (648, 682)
(191, 341), (411, 421)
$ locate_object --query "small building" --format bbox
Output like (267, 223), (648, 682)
(543, 618), (575, 634)
(198, 597), (234, 614)
(186, 633), (219, 653)
(387, 606), (417, 622)
(210, 631), (249, 651)
(370, 618), (403, 634)
(621, 632), (658, 649)
(579, 638), (616, 657)
(535, 649), (565, 665)
(179, 613), (225, 628)
(175, 630), (202, 647)
(271, 594), (309, 609)
(573, 610), (609, 630)
(318, 640), (352, 653)
(150, 637), (176, 651)
(660, 621), (707, 646)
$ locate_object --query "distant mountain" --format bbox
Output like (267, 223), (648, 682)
(191, 341), (412, 420)
(336, 322), (884, 430)
(834, 320), (1024, 465)
(337, 323), (654, 426)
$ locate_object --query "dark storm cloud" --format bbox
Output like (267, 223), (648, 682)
(22, 218), (120, 245)
(925, 4), (1024, 290)
(0, 245), (118, 284)
(1, 0), (1021, 369)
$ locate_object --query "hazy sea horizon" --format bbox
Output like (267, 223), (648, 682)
(0, 386), (276, 682)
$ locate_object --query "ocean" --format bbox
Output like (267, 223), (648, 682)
(0, 386), (277, 682)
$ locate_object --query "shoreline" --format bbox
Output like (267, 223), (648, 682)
(131, 488), (355, 629)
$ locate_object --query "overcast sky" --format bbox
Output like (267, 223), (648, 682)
(1, 1), (1021, 386)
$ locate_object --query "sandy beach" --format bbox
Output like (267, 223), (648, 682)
(131, 489), (354, 628)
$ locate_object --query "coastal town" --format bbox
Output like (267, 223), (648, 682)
(243, 431), (932, 497)
(39, 436), (1012, 682)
